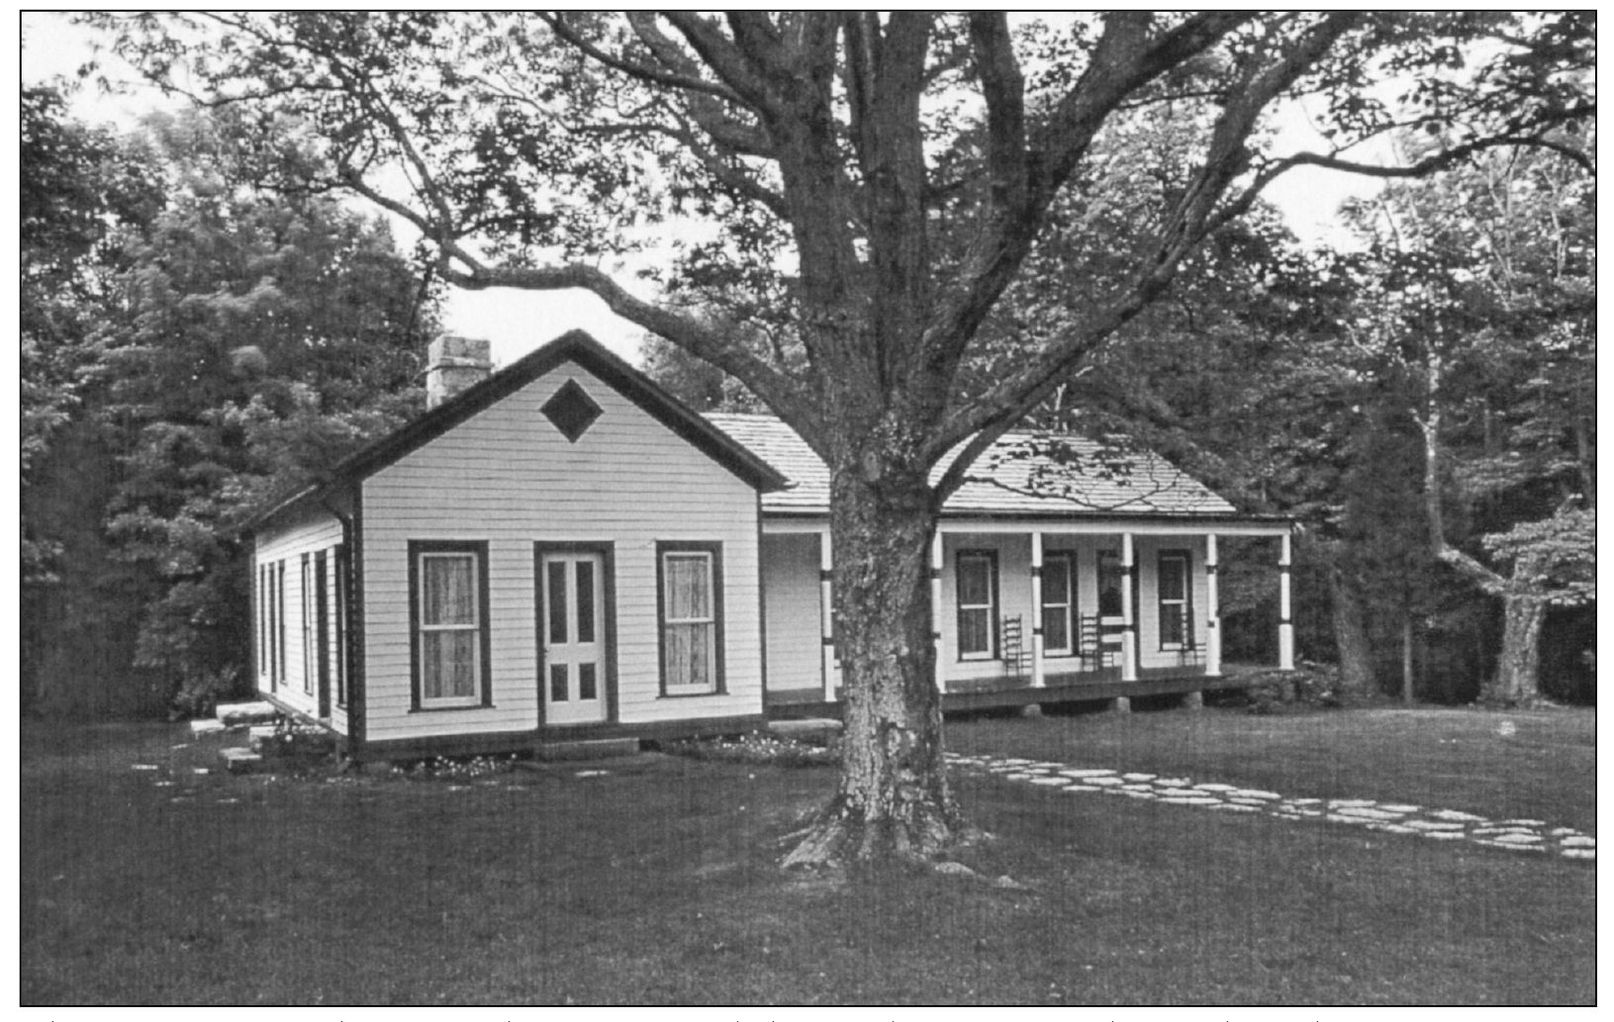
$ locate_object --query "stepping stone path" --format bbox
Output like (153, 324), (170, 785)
(946, 753), (1595, 862)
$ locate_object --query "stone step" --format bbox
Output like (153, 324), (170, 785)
(529, 737), (641, 762)
(215, 701), (282, 727)
(220, 747), (265, 774)
(766, 718), (844, 745)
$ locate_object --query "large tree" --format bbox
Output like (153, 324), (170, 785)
(99, 11), (1594, 864)
(1341, 137), (1595, 704)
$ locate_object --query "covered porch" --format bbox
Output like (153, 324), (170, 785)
(762, 515), (1296, 711)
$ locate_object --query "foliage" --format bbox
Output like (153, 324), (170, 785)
(661, 731), (838, 768)
(20, 99), (436, 715)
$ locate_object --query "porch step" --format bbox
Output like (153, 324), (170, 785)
(529, 737), (641, 762)
(767, 718), (843, 745)
(221, 747), (265, 774)
(215, 701), (282, 728)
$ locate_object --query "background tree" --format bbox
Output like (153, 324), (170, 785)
(21, 100), (437, 717)
(1341, 136), (1594, 704)
(97, 11), (1594, 864)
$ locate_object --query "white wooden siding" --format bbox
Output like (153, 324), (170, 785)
(253, 507), (344, 729)
(761, 533), (822, 694)
(361, 360), (763, 743)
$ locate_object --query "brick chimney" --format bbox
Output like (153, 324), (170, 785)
(425, 335), (492, 409)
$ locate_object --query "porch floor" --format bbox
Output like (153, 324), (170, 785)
(766, 662), (1275, 719)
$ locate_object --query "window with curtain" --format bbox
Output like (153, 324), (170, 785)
(660, 545), (722, 693)
(1041, 551), (1076, 657)
(1158, 550), (1192, 649)
(956, 550), (997, 659)
(411, 542), (489, 708)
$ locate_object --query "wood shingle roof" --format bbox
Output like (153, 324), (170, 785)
(704, 412), (1242, 518)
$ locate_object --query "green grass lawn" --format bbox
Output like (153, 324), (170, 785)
(21, 705), (1594, 1005)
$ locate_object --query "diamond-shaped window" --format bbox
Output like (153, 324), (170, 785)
(541, 379), (603, 442)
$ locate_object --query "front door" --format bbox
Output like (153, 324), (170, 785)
(540, 551), (608, 725)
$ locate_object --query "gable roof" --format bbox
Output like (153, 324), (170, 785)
(704, 412), (1247, 519)
(250, 331), (788, 530)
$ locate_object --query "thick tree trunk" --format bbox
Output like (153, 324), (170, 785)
(1482, 560), (1548, 705)
(1329, 566), (1377, 702)
(781, 466), (968, 868)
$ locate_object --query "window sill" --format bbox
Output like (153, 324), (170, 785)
(660, 688), (723, 698)
(410, 702), (496, 714)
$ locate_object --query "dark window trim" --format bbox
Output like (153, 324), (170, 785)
(333, 544), (348, 709)
(407, 540), (494, 711)
(1157, 548), (1195, 651)
(955, 548), (1000, 662)
(257, 565), (268, 680)
(533, 541), (619, 727)
(301, 553), (314, 696)
(315, 549), (331, 718)
(656, 541), (726, 696)
(1040, 550), (1078, 659)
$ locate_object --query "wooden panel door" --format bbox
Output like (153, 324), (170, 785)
(540, 552), (608, 725)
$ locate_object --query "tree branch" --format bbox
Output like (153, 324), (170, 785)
(537, 12), (742, 105)
(442, 258), (822, 439)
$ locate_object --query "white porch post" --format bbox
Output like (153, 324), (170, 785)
(931, 531), (945, 692)
(1029, 531), (1045, 688)
(819, 529), (836, 701)
(1121, 532), (1138, 682)
(1278, 531), (1295, 670)
(1205, 533), (1223, 677)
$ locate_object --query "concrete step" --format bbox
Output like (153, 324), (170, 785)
(529, 737), (641, 762)
(767, 717), (844, 745)
(221, 747), (265, 774)
(215, 701), (281, 727)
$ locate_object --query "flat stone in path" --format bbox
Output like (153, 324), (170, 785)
(1490, 832), (1544, 844)
(1429, 809), (1486, 822)
(1403, 819), (1467, 832)
(1028, 776), (1069, 787)
(1333, 806), (1407, 821)
(1561, 836), (1595, 848)
(216, 701), (280, 727)
(221, 748), (264, 774)
(1060, 769), (1116, 778)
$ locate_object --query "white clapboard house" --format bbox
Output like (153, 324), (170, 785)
(248, 331), (1294, 760)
